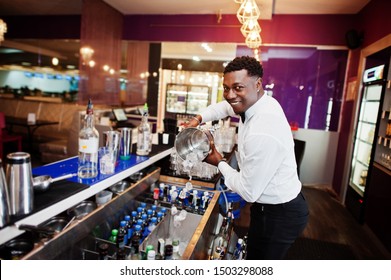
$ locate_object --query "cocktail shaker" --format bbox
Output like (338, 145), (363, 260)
(118, 127), (132, 160)
(6, 152), (34, 216)
(0, 159), (10, 227)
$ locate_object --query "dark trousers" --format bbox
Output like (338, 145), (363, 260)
(246, 192), (309, 260)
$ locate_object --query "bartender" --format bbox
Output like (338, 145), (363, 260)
(185, 56), (309, 260)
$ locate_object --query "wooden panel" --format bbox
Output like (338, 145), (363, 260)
(78, 0), (123, 106)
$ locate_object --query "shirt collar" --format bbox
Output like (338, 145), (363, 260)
(242, 94), (266, 123)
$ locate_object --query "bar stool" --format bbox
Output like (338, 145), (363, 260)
(0, 112), (23, 159)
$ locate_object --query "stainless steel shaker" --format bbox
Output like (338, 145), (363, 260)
(6, 152), (34, 216)
(0, 159), (10, 227)
(118, 127), (132, 160)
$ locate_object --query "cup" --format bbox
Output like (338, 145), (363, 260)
(95, 190), (113, 206)
(103, 130), (120, 161)
(0, 159), (10, 227)
(5, 152), (34, 216)
(99, 147), (116, 175)
(118, 127), (132, 160)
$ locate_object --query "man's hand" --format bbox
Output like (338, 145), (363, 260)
(182, 115), (201, 128)
(204, 139), (224, 166)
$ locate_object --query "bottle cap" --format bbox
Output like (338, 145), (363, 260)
(151, 217), (157, 223)
(120, 221), (126, 227)
(124, 215), (130, 221)
(147, 250), (156, 260)
(111, 229), (118, 236)
(132, 211), (137, 217)
(135, 225), (142, 231)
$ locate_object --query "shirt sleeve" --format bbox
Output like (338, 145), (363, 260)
(200, 101), (236, 122)
(219, 133), (287, 203)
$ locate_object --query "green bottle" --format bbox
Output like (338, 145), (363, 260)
(109, 229), (118, 243)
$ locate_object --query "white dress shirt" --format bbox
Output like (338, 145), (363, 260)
(201, 94), (301, 204)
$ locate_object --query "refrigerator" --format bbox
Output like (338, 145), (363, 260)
(165, 83), (211, 115)
(345, 64), (388, 223)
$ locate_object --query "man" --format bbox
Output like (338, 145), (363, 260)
(186, 56), (309, 260)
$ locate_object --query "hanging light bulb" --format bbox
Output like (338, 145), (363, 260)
(0, 19), (7, 43)
(234, 0), (244, 3)
(237, 0), (260, 24)
(245, 30), (262, 49)
(241, 18), (261, 38)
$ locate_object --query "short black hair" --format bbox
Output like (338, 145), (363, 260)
(223, 56), (263, 78)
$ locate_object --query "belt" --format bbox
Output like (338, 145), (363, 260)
(252, 192), (302, 211)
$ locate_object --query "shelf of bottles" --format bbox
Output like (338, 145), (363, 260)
(166, 83), (210, 114)
(81, 182), (215, 260)
(349, 83), (382, 195)
(374, 92), (391, 170)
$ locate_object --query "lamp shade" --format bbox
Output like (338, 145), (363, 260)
(240, 18), (261, 38)
(245, 30), (262, 49)
(237, 0), (260, 24)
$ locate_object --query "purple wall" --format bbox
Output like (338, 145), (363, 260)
(237, 46), (348, 131)
(122, 14), (355, 46)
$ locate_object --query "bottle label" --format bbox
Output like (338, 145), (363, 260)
(79, 138), (99, 153)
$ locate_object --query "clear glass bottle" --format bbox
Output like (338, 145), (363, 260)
(136, 103), (152, 156)
(78, 99), (99, 178)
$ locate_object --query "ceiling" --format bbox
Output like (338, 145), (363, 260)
(0, 0), (371, 72)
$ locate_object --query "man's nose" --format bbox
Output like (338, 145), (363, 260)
(224, 88), (236, 98)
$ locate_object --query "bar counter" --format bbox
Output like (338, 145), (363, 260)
(0, 145), (173, 245)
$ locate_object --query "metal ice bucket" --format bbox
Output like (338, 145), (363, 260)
(175, 127), (214, 161)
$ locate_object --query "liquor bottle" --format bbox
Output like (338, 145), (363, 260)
(157, 211), (163, 223)
(109, 229), (118, 243)
(172, 239), (181, 260)
(97, 242), (109, 260)
(211, 217), (229, 259)
(131, 210), (138, 226)
(232, 238), (243, 260)
(117, 221), (127, 249)
(78, 99), (99, 178)
(151, 205), (158, 218)
(156, 238), (165, 260)
(164, 244), (173, 260)
(124, 215), (133, 245)
(211, 246), (223, 260)
(116, 230), (127, 259)
(147, 249), (156, 260)
(130, 237), (141, 260)
(144, 244), (155, 260)
(136, 103), (152, 156)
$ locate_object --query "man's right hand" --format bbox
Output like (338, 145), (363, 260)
(182, 115), (201, 128)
